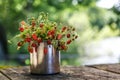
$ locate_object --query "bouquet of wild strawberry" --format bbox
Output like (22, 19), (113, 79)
(16, 12), (78, 53)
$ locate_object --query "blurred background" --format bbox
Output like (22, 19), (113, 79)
(0, 0), (120, 67)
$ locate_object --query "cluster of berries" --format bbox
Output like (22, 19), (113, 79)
(17, 12), (78, 54)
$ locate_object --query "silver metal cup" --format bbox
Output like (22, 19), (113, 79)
(30, 41), (60, 74)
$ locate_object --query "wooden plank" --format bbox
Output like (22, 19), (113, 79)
(0, 65), (120, 80)
(88, 64), (120, 74)
(62, 66), (120, 80)
(0, 72), (9, 80)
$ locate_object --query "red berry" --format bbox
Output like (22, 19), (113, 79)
(61, 45), (68, 50)
(37, 38), (42, 43)
(32, 22), (36, 27)
(35, 46), (37, 52)
(57, 34), (62, 40)
(67, 34), (70, 38)
(47, 40), (51, 45)
(62, 26), (67, 32)
(51, 30), (55, 35)
(31, 43), (37, 47)
(25, 37), (31, 42)
(17, 41), (23, 46)
(19, 27), (24, 32)
(32, 34), (38, 40)
(28, 46), (33, 53)
(67, 39), (71, 44)
(61, 45), (65, 50)
(44, 47), (48, 55)
(51, 35), (55, 39)
(40, 23), (44, 28)
(47, 31), (52, 36)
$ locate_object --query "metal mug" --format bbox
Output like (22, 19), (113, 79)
(30, 41), (60, 74)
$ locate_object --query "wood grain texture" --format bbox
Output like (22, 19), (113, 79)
(0, 64), (120, 80)
(88, 63), (120, 74)
(0, 71), (9, 80)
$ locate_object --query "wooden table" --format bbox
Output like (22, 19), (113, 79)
(0, 64), (120, 80)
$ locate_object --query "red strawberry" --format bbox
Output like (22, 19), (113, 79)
(67, 39), (71, 44)
(32, 34), (38, 40)
(67, 34), (70, 38)
(44, 47), (48, 55)
(57, 34), (62, 40)
(47, 40), (51, 45)
(19, 27), (24, 32)
(40, 23), (44, 28)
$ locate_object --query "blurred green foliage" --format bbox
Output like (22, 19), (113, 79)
(0, 0), (120, 66)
